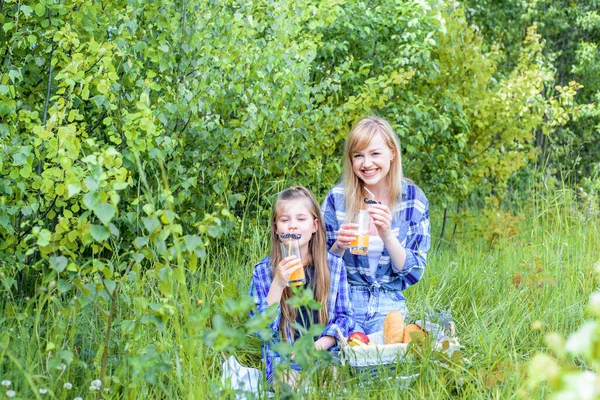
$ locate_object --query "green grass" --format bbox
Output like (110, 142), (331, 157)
(1, 188), (599, 399)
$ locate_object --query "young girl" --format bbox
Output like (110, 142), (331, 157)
(249, 186), (354, 384)
(321, 116), (431, 335)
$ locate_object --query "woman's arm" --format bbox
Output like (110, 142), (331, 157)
(321, 189), (358, 256)
(398, 207), (430, 279)
(318, 253), (355, 348)
(321, 189), (341, 251)
(369, 193), (431, 285)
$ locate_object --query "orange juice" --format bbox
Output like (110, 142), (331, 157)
(289, 260), (306, 286)
(350, 210), (370, 255)
(350, 234), (369, 255)
(280, 240), (306, 287)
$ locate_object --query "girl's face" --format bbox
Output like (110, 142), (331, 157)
(351, 133), (395, 189)
(275, 199), (318, 251)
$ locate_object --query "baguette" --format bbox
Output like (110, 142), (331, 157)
(383, 311), (405, 344)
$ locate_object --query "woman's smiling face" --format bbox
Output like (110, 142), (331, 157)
(351, 133), (395, 190)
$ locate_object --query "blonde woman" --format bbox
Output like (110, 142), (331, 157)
(249, 186), (354, 384)
(321, 116), (431, 335)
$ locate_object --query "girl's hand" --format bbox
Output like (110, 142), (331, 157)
(334, 223), (359, 250)
(273, 256), (303, 289)
(368, 204), (393, 239)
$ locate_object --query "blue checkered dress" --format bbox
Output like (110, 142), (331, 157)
(249, 252), (354, 382)
(321, 180), (431, 294)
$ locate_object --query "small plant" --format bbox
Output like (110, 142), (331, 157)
(523, 260), (600, 398)
(511, 253), (556, 290)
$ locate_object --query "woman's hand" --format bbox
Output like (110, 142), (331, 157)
(368, 204), (393, 240)
(335, 223), (359, 249)
(272, 256), (303, 289)
(333, 223), (359, 254)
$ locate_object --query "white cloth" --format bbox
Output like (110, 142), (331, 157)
(367, 235), (384, 276)
(221, 356), (269, 399)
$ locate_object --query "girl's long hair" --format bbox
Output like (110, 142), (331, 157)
(343, 116), (403, 219)
(269, 186), (330, 340)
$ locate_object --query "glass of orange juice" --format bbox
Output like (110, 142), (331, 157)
(350, 210), (370, 255)
(280, 239), (306, 286)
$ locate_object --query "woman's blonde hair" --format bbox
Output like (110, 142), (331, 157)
(343, 116), (403, 217)
(270, 186), (330, 340)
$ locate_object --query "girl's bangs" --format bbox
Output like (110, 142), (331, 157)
(275, 193), (318, 221)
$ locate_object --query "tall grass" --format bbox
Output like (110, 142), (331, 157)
(0, 187), (598, 398)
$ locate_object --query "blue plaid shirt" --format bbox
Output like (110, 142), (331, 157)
(249, 252), (354, 382)
(321, 180), (431, 295)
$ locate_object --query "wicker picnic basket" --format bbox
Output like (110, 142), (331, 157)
(337, 320), (459, 368)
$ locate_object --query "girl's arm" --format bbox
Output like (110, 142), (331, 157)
(249, 257), (305, 330)
(314, 335), (337, 351)
(249, 262), (282, 332)
(266, 281), (286, 307)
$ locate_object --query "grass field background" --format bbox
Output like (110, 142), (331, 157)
(1, 187), (599, 399)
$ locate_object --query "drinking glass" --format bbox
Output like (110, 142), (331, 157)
(349, 210), (370, 255)
(280, 240), (306, 286)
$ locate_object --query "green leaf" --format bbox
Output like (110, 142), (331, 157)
(207, 225), (222, 238)
(103, 279), (117, 295)
(143, 216), (160, 233)
(93, 203), (116, 225)
(134, 237), (149, 249)
(34, 3), (46, 17)
(83, 192), (99, 210)
(90, 225), (110, 242)
(37, 229), (52, 246)
(84, 176), (99, 191)
(20, 5), (33, 17)
(158, 280), (173, 297)
(173, 267), (185, 284)
(97, 80), (109, 94)
(50, 256), (68, 273)
(60, 349), (74, 364)
(57, 279), (72, 293)
(67, 183), (81, 198)
(183, 235), (202, 252)
(8, 69), (22, 83)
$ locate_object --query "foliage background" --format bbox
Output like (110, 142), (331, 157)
(1, 0), (599, 398)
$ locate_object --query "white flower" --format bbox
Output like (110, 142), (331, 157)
(39, 388), (48, 394)
(56, 363), (66, 371)
(74, 397), (83, 400)
(565, 322), (596, 356)
(6, 390), (16, 398)
(63, 382), (72, 390)
(89, 378), (102, 391)
(588, 291), (600, 315)
(1, 380), (11, 387)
